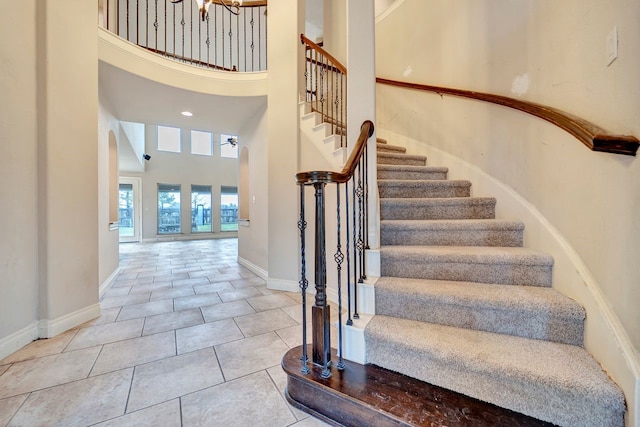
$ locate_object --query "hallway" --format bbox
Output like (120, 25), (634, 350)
(0, 239), (328, 426)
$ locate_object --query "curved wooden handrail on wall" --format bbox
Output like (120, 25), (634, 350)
(377, 78), (639, 156)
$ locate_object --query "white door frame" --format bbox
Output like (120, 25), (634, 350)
(119, 176), (142, 243)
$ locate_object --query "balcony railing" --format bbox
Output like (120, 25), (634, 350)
(101, 0), (267, 72)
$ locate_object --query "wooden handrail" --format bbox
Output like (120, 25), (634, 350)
(376, 77), (639, 156)
(296, 120), (374, 185)
(300, 34), (347, 75)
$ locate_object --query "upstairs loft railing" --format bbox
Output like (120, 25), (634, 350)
(301, 34), (347, 148)
(103, 0), (267, 72)
(296, 120), (374, 378)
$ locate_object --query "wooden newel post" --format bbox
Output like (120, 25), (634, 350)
(312, 183), (331, 377)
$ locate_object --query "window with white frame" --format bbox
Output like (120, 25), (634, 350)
(157, 126), (181, 153)
(191, 130), (213, 156)
(158, 184), (181, 234)
(220, 186), (238, 231)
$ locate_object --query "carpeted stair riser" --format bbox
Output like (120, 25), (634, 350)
(380, 219), (524, 247)
(365, 316), (625, 427)
(377, 143), (406, 154)
(378, 180), (471, 198)
(380, 246), (553, 286)
(377, 165), (448, 180)
(380, 197), (496, 220)
(378, 152), (427, 166)
(375, 277), (584, 345)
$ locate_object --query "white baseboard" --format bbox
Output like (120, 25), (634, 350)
(99, 267), (121, 299)
(267, 278), (300, 293)
(38, 304), (102, 339)
(237, 257), (268, 281)
(0, 322), (39, 361)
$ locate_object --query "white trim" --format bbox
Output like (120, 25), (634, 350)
(99, 267), (121, 299)
(0, 322), (39, 361)
(237, 257), (268, 281)
(267, 278), (299, 293)
(38, 304), (102, 339)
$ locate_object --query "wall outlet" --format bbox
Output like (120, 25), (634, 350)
(606, 26), (618, 66)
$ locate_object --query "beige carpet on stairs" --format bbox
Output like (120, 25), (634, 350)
(364, 140), (626, 427)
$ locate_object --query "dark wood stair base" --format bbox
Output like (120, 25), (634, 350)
(282, 345), (554, 427)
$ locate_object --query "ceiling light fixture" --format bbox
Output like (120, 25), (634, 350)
(181, 111), (193, 117)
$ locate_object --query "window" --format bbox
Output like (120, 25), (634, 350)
(157, 126), (181, 153)
(220, 133), (238, 159)
(221, 186), (238, 231)
(191, 130), (213, 156)
(191, 185), (212, 233)
(158, 184), (181, 234)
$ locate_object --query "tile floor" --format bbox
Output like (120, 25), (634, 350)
(0, 238), (330, 427)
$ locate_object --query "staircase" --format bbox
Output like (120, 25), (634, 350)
(363, 139), (626, 426)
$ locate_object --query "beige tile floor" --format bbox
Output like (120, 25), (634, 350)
(0, 238), (331, 427)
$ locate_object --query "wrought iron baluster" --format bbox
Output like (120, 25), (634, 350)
(357, 161), (365, 287)
(228, 9), (233, 70)
(250, 9), (255, 71)
(298, 185), (310, 375)
(136, 0), (140, 45)
(126, 0), (131, 41)
(205, 8), (211, 64)
(145, 0), (148, 47)
(181, 1), (185, 60)
(352, 171), (359, 319)
(172, 1), (176, 56)
(335, 184), (345, 371)
(235, 12), (239, 71)
(363, 143), (369, 279)
(154, 0), (158, 51)
(345, 179), (353, 326)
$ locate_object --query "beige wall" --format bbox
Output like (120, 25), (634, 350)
(238, 107), (269, 276)
(266, 0), (305, 291)
(0, 0), (39, 354)
(1, 0), (102, 357)
(376, 0), (640, 423)
(38, 0), (100, 331)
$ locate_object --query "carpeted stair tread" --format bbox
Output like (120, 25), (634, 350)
(377, 137), (388, 144)
(378, 152), (427, 166)
(377, 142), (406, 153)
(375, 276), (584, 345)
(381, 219), (524, 246)
(364, 316), (625, 427)
(377, 164), (448, 180)
(379, 179), (472, 198)
(380, 197), (496, 220)
(380, 246), (553, 286)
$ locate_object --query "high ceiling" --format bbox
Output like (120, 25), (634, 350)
(99, 61), (266, 135)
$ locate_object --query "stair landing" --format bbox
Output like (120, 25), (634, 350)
(283, 345), (552, 427)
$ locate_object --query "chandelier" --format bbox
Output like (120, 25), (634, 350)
(171, 0), (244, 21)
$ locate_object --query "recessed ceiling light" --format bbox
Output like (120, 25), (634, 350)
(181, 111), (193, 117)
